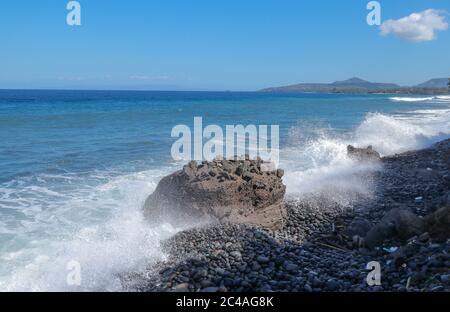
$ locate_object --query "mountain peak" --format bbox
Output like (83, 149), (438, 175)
(415, 78), (449, 88)
(260, 77), (400, 93)
(335, 77), (369, 84)
(331, 78), (398, 89)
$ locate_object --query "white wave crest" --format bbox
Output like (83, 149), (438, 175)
(390, 96), (434, 102)
(282, 108), (450, 199)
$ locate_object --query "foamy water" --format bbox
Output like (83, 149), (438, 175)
(0, 168), (186, 291)
(282, 102), (450, 200)
(280, 110), (450, 213)
(390, 96), (435, 102)
(390, 95), (450, 103)
(0, 91), (449, 291)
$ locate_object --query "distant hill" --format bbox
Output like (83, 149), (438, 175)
(260, 77), (449, 94)
(415, 78), (449, 88)
(331, 77), (400, 90)
(260, 78), (400, 93)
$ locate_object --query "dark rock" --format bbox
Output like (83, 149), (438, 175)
(423, 205), (450, 240)
(364, 208), (424, 248)
(173, 283), (190, 292)
(326, 279), (340, 291)
(257, 256), (270, 264)
(440, 274), (450, 284)
(283, 262), (299, 272)
(201, 287), (220, 292)
(347, 145), (381, 161)
(346, 218), (373, 237)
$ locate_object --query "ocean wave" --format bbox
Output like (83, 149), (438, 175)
(389, 96), (435, 102)
(0, 167), (190, 291)
(390, 95), (450, 103)
(281, 108), (450, 199)
(435, 95), (450, 102)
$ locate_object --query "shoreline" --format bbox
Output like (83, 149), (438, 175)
(1, 91), (449, 291)
(124, 139), (450, 292)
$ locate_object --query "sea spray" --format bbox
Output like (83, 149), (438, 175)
(281, 110), (450, 200)
(0, 168), (186, 291)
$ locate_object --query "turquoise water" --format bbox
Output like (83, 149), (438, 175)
(0, 90), (449, 291)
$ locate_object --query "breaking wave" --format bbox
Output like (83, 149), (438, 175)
(390, 95), (450, 103)
(282, 106), (450, 200)
(390, 96), (435, 102)
(0, 168), (188, 291)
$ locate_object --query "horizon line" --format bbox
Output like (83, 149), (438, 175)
(1, 76), (448, 93)
(0, 87), (255, 93)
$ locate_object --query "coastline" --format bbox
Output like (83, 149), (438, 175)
(1, 91), (449, 291)
(126, 139), (450, 292)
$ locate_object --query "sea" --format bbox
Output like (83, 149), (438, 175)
(0, 90), (449, 291)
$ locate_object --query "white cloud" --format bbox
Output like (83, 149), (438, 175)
(380, 9), (448, 42)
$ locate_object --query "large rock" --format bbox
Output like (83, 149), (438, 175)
(364, 206), (450, 248)
(347, 145), (381, 161)
(423, 205), (450, 240)
(364, 208), (424, 248)
(144, 158), (286, 230)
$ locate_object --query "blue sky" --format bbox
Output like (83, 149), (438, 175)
(1, 0), (449, 90)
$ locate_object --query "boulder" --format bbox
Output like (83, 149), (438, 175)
(364, 208), (424, 248)
(347, 145), (381, 161)
(423, 205), (450, 240)
(364, 205), (450, 248)
(143, 158), (286, 230)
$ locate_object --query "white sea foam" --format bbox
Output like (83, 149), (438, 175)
(390, 96), (435, 102)
(435, 95), (450, 102)
(0, 168), (193, 291)
(281, 107), (450, 200)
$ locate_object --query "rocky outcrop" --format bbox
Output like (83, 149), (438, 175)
(347, 145), (381, 161)
(143, 158), (286, 230)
